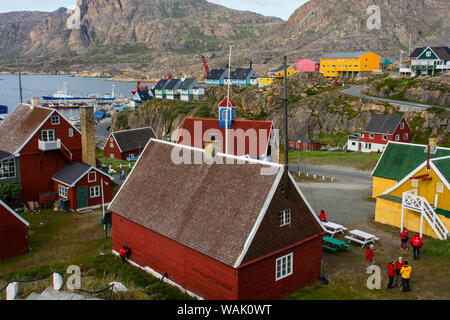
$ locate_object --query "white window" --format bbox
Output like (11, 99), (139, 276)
(51, 115), (60, 125)
(404, 133), (408, 140)
(110, 137), (114, 142)
(426, 51), (431, 57)
(365, 143), (372, 149)
(276, 253), (293, 281)
(369, 133), (374, 139)
(59, 185), (68, 198)
(279, 209), (291, 227)
(412, 179), (419, 188)
(68, 128), (74, 138)
(88, 171), (96, 183)
(352, 142), (356, 146)
(110, 143), (114, 148)
(41, 129), (55, 142)
(0, 158), (15, 179)
(382, 135), (388, 141)
(395, 134), (400, 141)
(400, 123), (405, 129)
(110, 154), (114, 159)
(437, 182), (443, 193)
(90, 186), (100, 198)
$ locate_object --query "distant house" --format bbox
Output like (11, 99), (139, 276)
(52, 162), (113, 211)
(288, 138), (321, 151)
(409, 46), (450, 77)
(177, 97), (279, 161)
(164, 79), (182, 100)
(205, 69), (229, 85)
(258, 77), (276, 87)
(320, 51), (381, 78)
(295, 59), (320, 73)
(346, 114), (411, 153)
(133, 88), (153, 103)
(154, 79), (169, 99)
(372, 139), (450, 240)
(177, 78), (203, 101)
(229, 68), (258, 85)
(109, 139), (325, 300)
(0, 199), (29, 261)
(102, 126), (157, 161)
(268, 65), (296, 78)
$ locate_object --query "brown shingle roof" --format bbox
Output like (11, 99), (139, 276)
(112, 127), (157, 153)
(0, 104), (53, 154)
(109, 139), (284, 267)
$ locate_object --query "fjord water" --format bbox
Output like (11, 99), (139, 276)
(0, 74), (135, 114)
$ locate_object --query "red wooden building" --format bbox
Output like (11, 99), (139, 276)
(52, 162), (113, 210)
(0, 199), (29, 261)
(347, 114), (411, 153)
(288, 138), (321, 151)
(102, 126), (157, 161)
(109, 139), (325, 300)
(0, 104), (83, 202)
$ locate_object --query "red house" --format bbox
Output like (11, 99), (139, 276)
(109, 139), (325, 300)
(295, 59), (320, 73)
(0, 104), (83, 202)
(288, 138), (321, 151)
(52, 162), (113, 211)
(177, 97), (279, 161)
(102, 126), (157, 160)
(347, 114), (411, 153)
(0, 199), (29, 261)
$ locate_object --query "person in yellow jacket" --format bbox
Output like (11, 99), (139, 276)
(400, 261), (412, 292)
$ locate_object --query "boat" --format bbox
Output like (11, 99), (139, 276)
(0, 105), (8, 114)
(42, 82), (117, 103)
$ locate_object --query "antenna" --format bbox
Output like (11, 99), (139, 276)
(225, 44), (232, 155)
(18, 60), (23, 104)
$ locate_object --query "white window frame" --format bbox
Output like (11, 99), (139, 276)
(88, 171), (97, 183)
(51, 115), (60, 125)
(110, 154), (114, 159)
(279, 209), (291, 227)
(395, 134), (400, 141)
(110, 143), (114, 148)
(90, 186), (100, 198)
(369, 133), (374, 139)
(412, 179), (419, 188)
(382, 135), (388, 141)
(0, 158), (16, 179)
(110, 137), (114, 142)
(404, 133), (408, 140)
(68, 128), (74, 138)
(59, 185), (68, 199)
(400, 123), (405, 129)
(41, 129), (56, 142)
(275, 253), (293, 281)
(437, 182), (443, 193)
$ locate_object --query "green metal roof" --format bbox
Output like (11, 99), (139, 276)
(432, 157), (450, 184)
(372, 142), (450, 181)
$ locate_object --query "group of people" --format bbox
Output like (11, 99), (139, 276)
(365, 227), (424, 292)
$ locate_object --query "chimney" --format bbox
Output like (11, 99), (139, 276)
(80, 105), (96, 167)
(429, 137), (438, 153)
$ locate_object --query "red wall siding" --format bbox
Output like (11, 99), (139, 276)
(237, 236), (322, 300)
(288, 140), (321, 151)
(112, 214), (239, 300)
(0, 205), (28, 261)
(360, 119), (411, 145)
(103, 135), (123, 160)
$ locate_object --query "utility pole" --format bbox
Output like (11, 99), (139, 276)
(18, 60), (23, 104)
(283, 56), (289, 193)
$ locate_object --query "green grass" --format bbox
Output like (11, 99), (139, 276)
(282, 150), (381, 170)
(423, 239), (450, 258)
(95, 149), (131, 167)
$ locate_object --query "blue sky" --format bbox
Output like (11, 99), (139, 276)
(0, 0), (309, 20)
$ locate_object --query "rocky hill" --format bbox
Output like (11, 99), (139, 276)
(109, 72), (450, 148)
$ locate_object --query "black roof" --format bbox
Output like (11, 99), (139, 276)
(154, 79), (168, 90)
(409, 47), (426, 58)
(431, 47), (450, 60)
(364, 114), (404, 134)
(269, 65), (293, 73)
(137, 89), (152, 101)
(0, 149), (12, 161)
(230, 68), (255, 80)
(53, 162), (93, 186)
(164, 79), (182, 90)
(112, 127), (157, 153)
(206, 69), (227, 80)
(179, 78), (200, 90)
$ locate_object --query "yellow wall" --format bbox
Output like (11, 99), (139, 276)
(387, 166), (449, 212)
(319, 51), (381, 78)
(375, 198), (450, 239)
(258, 77), (275, 85)
(372, 176), (397, 198)
(268, 66), (296, 78)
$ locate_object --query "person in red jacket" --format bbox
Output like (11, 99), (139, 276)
(410, 233), (423, 260)
(387, 259), (396, 290)
(119, 245), (130, 263)
(365, 244), (374, 268)
(394, 256), (404, 288)
(318, 210), (327, 223)
(400, 228), (409, 250)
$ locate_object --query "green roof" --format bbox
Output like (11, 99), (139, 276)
(432, 157), (450, 184)
(372, 142), (450, 181)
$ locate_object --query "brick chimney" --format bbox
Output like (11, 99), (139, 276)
(79, 105), (96, 167)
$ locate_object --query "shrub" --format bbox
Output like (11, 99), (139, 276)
(0, 183), (21, 200)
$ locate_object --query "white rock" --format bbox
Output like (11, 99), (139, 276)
(109, 282), (128, 293)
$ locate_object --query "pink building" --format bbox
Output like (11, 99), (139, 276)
(295, 59), (320, 72)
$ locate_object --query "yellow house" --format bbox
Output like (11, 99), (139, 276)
(319, 51), (381, 78)
(372, 140), (450, 239)
(258, 77), (276, 87)
(268, 65), (297, 78)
